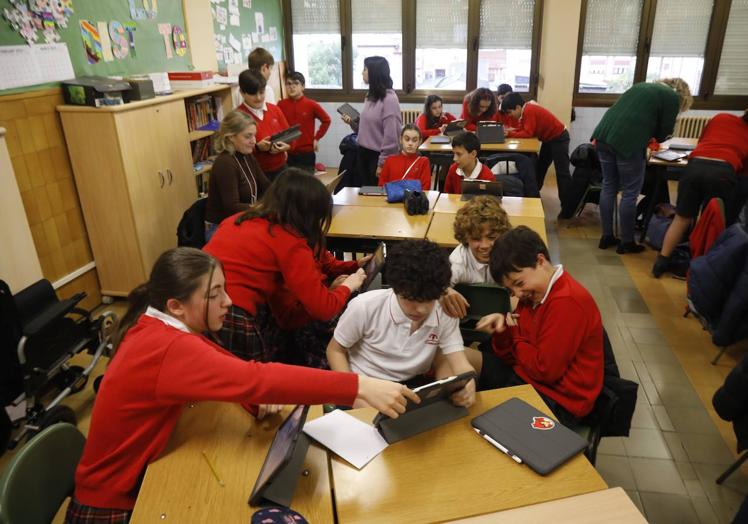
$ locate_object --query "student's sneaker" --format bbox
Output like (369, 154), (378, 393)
(616, 241), (646, 254)
(598, 235), (620, 250)
(651, 255), (670, 278)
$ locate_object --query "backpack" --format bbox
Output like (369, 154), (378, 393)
(177, 198), (207, 248)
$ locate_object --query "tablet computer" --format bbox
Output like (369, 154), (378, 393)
(444, 119), (467, 137)
(269, 124), (302, 144)
(359, 186), (387, 196)
(248, 405), (309, 506)
(430, 135), (451, 144)
(476, 121), (505, 144)
(337, 103), (360, 122)
(653, 150), (688, 162)
(360, 242), (386, 293)
(461, 179), (503, 201)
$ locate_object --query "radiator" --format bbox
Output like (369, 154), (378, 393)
(401, 109), (420, 125)
(674, 116), (711, 139)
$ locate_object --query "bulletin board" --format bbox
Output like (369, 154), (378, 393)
(0, 0), (193, 93)
(210, 0), (283, 73)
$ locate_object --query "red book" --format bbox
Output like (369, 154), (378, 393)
(168, 71), (214, 81)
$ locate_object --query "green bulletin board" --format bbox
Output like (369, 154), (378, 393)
(211, 0), (283, 73)
(0, 0), (193, 93)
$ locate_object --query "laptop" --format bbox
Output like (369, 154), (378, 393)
(269, 124), (302, 144)
(461, 179), (503, 201)
(471, 397), (587, 475)
(430, 135), (451, 144)
(653, 150), (688, 162)
(476, 121), (505, 144)
(359, 186), (386, 196)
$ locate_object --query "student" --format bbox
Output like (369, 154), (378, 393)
(248, 47), (277, 104)
(204, 169), (368, 364)
(501, 93), (572, 216)
(460, 88), (498, 132)
(652, 110), (748, 277)
(440, 196), (512, 318)
(469, 226), (604, 425)
(236, 69), (290, 180)
(496, 83), (513, 104)
(327, 240), (476, 407)
(277, 71), (331, 172)
(592, 78), (693, 254)
(205, 111), (270, 242)
(416, 94), (456, 137)
(377, 124), (432, 190)
(443, 131), (495, 194)
(341, 56), (402, 187)
(495, 84), (520, 130)
(64, 247), (417, 523)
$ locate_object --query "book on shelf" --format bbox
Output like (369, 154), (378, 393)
(191, 137), (213, 164)
(185, 95), (222, 132)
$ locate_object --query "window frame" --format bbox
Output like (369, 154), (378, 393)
(281, 0), (544, 104)
(573, 0), (748, 109)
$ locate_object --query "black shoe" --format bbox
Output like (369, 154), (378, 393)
(616, 241), (646, 254)
(651, 255), (670, 278)
(598, 235), (620, 250)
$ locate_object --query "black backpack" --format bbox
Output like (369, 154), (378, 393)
(177, 198), (208, 248)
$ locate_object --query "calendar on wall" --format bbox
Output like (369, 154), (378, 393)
(0, 43), (74, 90)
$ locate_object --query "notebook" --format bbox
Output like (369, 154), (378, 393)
(476, 121), (505, 144)
(471, 397), (587, 475)
(461, 179), (503, 201)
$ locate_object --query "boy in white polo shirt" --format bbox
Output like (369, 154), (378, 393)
(440, 195), (512, 319)
(327, 240), (476, 408)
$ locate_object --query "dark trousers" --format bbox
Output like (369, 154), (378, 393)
(288, 152), (316, 172)
(538, 130), (572, 215)
(355, 145), (380, 187)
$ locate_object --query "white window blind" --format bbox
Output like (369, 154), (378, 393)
(649, 0), (713, 57)
(715, 0), (748, 95)
(479, 0), (535, 49)
(352, 0), (401, 33)
(582, 0), (643, 56)
(291, 0), (340, 34)
(417, 0), (468, 48)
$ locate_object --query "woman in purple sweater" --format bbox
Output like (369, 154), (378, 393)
(341, 56), (402, 187)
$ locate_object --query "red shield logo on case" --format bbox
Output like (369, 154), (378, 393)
(531, 416), (555, 430)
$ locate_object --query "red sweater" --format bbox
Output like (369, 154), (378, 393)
(204, 215), (351, 321)
(691, 113), (748, 173)
(415, 112), (457, 137)
(506, 103), (565, 142)
(74, 315), (357, 510)
(237, 102), (289, 173)
(491, 272), (603, 418)
(377, 153), (432, 190)
(444, 162), (494, 194)
(277, 95), (331, 154)
(461, 98), (497, 132)
(496, 111), (521, 130)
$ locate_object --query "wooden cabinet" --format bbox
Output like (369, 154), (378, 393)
(58, 85), (232, 297)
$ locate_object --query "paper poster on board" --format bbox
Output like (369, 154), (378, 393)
(255, 12), (264, 34)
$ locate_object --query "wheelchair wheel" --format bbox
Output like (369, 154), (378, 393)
(26, 405), (76, 441)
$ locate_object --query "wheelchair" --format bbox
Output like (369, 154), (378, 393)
(1, 279), (116, 452)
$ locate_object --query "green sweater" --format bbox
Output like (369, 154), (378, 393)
(592, 82), (680, 158)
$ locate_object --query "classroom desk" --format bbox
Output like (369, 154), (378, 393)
(448, 487), (646, 523)
(433, 193), (545, 216)
(419, 136), (542, 155)
(130, 403), (333, 524)
(333, 187), (440, 208)
(330, 385), (607, 524)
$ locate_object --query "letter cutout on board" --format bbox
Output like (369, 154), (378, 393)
(124, 23), (137, 58)
(96, 21), (114, 62)
(158, 23), (172, 58)
(109, 21), (129, 59)
(172, 24), (187, 57)
(79, 20), (103, 64)
(129, 0), (158, 20)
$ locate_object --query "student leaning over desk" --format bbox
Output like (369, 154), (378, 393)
(416, 94), (457, 137)
(460, 87), (499, 132)
(64, 248), (417, 524)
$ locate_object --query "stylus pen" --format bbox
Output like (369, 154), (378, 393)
(201, 450), (226, 487)
(473, 428), (522, 464)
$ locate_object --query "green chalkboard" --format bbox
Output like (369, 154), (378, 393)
(0, 0), (193, 92)
(211, 0), (283, 73)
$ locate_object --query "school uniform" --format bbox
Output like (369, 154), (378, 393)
(236, 102), (290, 178)
(415, 112), (457, 137)
(377, 152), (432, 190)
(68, 309), (357, 519)
(443, 161), (494, 194)
(277, 95), (331, 170)
(483, 267), (604, 420)
(334, 288), (465, 382)
(460, 97), (496, 132)
(449, 244), (496, 286)
(496, 111), (521, 130)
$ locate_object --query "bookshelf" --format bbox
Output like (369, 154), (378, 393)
(188, 129), (215, 141)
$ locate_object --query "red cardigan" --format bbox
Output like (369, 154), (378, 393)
(506, 103), (565, 142)
(377, 153), (432, 190)
(205, 215), (351, 321)
(444, 162), (494, 194)
(74, 315), (357, 510)
(491, 272), (603, 418)
(237, 102), (290, 173)
(460, 98), (497, 132)
(691, 113), (748, 173)
(277, 95), (331, 154)
(415, 112), (457, 137)
(496, 111), (521, 130)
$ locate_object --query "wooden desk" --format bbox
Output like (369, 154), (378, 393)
(330, 386), (607, 524)
(419, 136), (542, 155)
(333, 187), (440, 209)
(328, 206), (432, 241)
(449, 487), (646, 523)
(433, 193), (544, 216)
(315, 171), (343, 194)
(130, 403), (333, 523)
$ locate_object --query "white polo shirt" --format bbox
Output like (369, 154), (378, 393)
(333, 289), (465, 381)
(456, 160), (486, 180)
(449, 244), (496, 286)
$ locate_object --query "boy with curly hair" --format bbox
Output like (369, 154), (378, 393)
(441, 196), (512, 318)
(327, 240), (476, 408)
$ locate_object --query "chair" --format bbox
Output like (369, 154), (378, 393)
(0, 423), (85, 524)
(429, 153), (453, 192)
(454, 284), (511, 346)
(483, 153), (539, 197)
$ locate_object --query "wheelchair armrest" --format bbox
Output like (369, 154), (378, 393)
(21, 293), (87, 337)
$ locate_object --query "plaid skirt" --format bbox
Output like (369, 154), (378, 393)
(217, 304), (268, 361)
(64, 498), (131, 524)
(259, 312), (338, 369)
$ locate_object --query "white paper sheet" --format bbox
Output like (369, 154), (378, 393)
(303, 409), (389, 469)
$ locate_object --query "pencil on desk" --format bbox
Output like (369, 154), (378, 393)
(201, 450), (225, 487)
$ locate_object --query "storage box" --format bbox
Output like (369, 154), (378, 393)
(124, 75), (155, 102)
(61, 76), (131, 107)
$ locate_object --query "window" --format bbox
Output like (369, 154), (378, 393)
(415, 0), (469, 91)
(714, 0), (748, 95)
(290, 0), (342, 89)
(351, 0), (403, 89)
